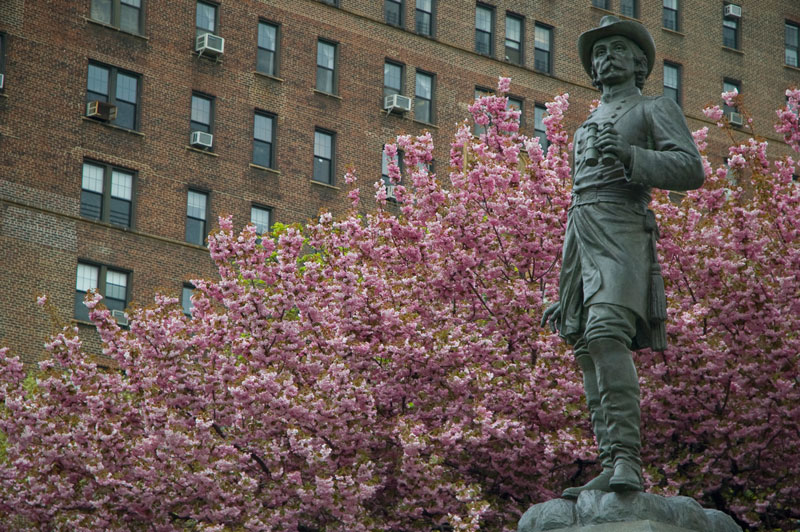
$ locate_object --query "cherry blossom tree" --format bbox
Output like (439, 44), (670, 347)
(0, 81), (798, 531)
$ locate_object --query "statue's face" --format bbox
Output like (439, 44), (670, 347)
(591, 35), (637, 87)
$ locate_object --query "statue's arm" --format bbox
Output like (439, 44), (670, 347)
(626, 96), (705, 191)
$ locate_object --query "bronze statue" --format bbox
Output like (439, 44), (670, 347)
(542, 16), (705, 498)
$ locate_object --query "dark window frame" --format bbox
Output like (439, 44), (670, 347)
(534, 103), (549, 153)
(315, 38), (339, 95)
(620, 0), (639, 18)
(313, 128), (336, 185)
(475, 3), (495, 56)
(251, 204), (272, 236)
(86, 61), (141, 130)
(786, 20), (800, 68)
(80, 159), (136, 228)
(181, 283), (195, 316)
(74, 261), (130, 322)
(253, 110), (276, 169)
(257, 20), (280, 77)
(385, 0), (404, 27)
(722, 3), (740, 50)
(186, 188), (209, 246)
(414, 69), (435, 124)
(505, 12), (524, 65)
(534, 22), (554, 74)
(663, 61), (682, 107)
(415, 0), (435, 37)
(663, 0), (679, 31)
(90, 0), (145, 34)
(190, 91), (215, 135)
(195, 0), (219, 40)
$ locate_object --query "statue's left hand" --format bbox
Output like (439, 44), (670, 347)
(596, 127), (632, 168)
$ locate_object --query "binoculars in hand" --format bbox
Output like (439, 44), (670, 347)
(583, 122), (617, 167)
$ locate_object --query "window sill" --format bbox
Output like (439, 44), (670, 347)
(186, 146), (219, 156)
(81, 116), (145, 136)
(313, 89), (342, 100)
(253, 71), (285, 82)
(250, 163), (280, 174)
(80, 215), (134, 232)
(661, 27), (685, 37)
(784, 64), (800, 73)
(85, 17), (148, 40)
(310, 179), (340, 190)
(722, 46), (744, 55)
(412, 119), (438, 129)
(590, 6), (615, 15)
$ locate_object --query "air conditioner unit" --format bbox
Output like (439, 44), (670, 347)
(384, 94), (412, 113)
(111, 309), (129, 326)
(86, 100), (118, 122)
(196, 33), (225, 56)
(724, 4), (741, 18)
(190, 130), (214, 148)
(0, 74), (4, 90)
(386, 184), (396, 200)
(728, 111), (743, 126)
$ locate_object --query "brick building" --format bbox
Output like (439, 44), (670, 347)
(1, 0), (798, 365)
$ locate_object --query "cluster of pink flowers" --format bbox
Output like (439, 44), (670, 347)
(0, 81), (798, 530)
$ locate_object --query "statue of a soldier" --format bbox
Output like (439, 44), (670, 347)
(542, 16), (705, 498)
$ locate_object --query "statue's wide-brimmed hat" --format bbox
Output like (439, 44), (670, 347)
(578, 15), (655, 79)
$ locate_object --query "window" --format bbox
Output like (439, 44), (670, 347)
(620, 0), (638, 18)
(416, 0), (434, 37)
(313, 129), (335, 184)
(257, 21), (279, 76)
(414, 70), (434, 124)
(80, 161), (134, 228)
(505, 13), (523, 65)
(663, 0), (679, 31)
(190, 93), (214, 134)
(723, 79), (741, 120)
(663, 62), (681, 106)
(253, 112), (275, 169)
(592, 0), (610, 9)
(181, 284), (194, 316)
(251, 205), (271, 236)
(787, 21), (799, 67)
(316, 39), (337, 94)
(507, 96), (523, 127)
(186, 190), (208, 246)
(0, 33), (6, 87)
(86, 62), (140, 130)
(475, 4), (494, 56)
(319, 0), (338, 5)
(535, 104), (549, 153)
(385, 0), (403, 27)
(723, 5), (740, 50)
(91, 0), (143, 33)
(473, 87), (493, 136)
(75, 262), (128, 322)
(534, 23), (553, 74)
(196, 1), (218, 39)
(381, 147), (403, 198)
(383, 61), (404, 99)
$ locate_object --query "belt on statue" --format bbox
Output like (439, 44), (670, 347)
(570, 186), (651, 208)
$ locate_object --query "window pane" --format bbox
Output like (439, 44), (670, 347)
(111, 170), (133, 200)
(316, 68), (333, 93)
(254, 141), (272, 168)
(663, 9), (678, 30)
(476, 6), (492, 32)
(258, 23), (277, 51)
(87, 64), (109, 97)
(109, 197), (131, 227)
(535, 25), (551, 52)
(251, 207), (271, 234)
(418, 0), (431, 10)
(317, 41), (335, 69)
(82, 163), (105, 193)
(186, 218), (205, 245)
(415, 72), (432, 99)
(506, 16), (521, 42)
(120, 3), (141, 33)
(91, 0), (112, 24)
(197, 2), (216, 33)
(415, 99), (430, 123)
(385, 1), (402, 25)
(384, 63), (402, 94)
(122, 0), (141, 6)
(81, 190), (103, 219)
(182, 286), (194, 315)
(257, 49), (275, 75)
(314, 131), (332, 159)
(254, 114), (273, 142)
(664, 65), (678, 88)
(191, 95), (211, 126)
(106, 270), (127, 301)
(187, 190), (207, 220)
(788, 49), (799, 68)
(77, 264), (99, 291)
(114, 100), (136, 129)
(416, 11), (432, 35)
(664, 0), (677, 8)
(116, 73), (138, 103)
(314, 158), (331, 183)
(621, 0), (637, 17)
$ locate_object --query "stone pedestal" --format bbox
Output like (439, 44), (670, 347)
(517, 491), (742, 532)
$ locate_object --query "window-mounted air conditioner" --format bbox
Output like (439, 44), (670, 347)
(190, 130), (214, 148)
(111, 309), (129, 326)
(0, 74), (4, 90)
(86, 100), (118, 121)
(384, 94), (412, 113)
(728, 112), (743, 126)
(196, 33), (225, 56)
(724, 4), (741, 18)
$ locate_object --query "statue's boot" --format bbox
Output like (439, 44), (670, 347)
(562, 353), (613, 499)
(589, 337), (643, 492)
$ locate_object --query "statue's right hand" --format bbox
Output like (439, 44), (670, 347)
(541, 301), (562, 333)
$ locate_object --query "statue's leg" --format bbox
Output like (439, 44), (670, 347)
(562, 347), (613, 499)
(585, 305), (643, 492)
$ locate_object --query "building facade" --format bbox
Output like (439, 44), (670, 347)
(1, 0), (798, 365)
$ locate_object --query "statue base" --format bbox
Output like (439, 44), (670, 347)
(518, 491), (742, 532)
